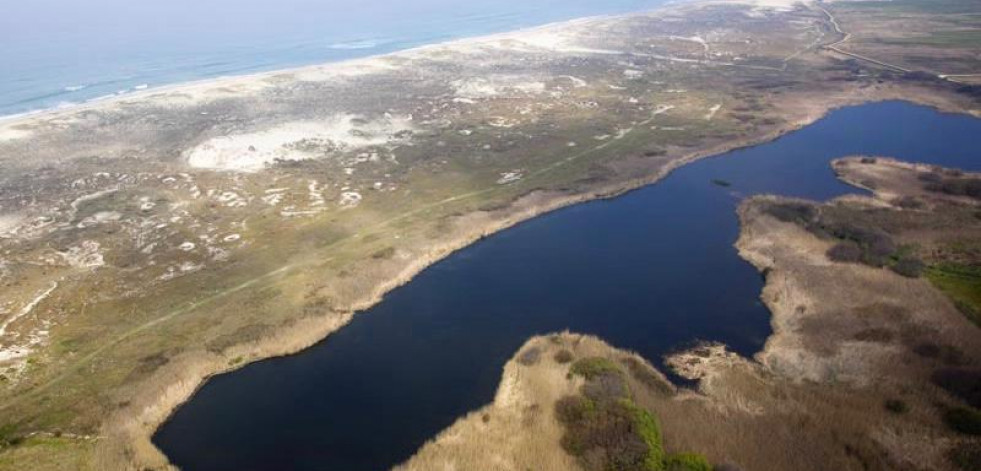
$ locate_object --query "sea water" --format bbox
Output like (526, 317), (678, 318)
(0, 0), (664, 117)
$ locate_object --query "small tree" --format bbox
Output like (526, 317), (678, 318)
(890, 257), (924, 278)
(827, 241), (862, 263)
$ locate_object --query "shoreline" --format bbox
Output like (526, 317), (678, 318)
(398, 108), (981, 471)
(0, 0), (808, 127)
(0, 1), (695, 127)
(0, 0), (977, 468)
(122, 84), (973, 469)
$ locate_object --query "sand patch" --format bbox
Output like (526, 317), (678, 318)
(339, 191), (363, 208)
(483, 25), (620, 56)
(0, 281), (57, 338)
(185, 114), (414, 172)
(0, 126), (31, 142)
(705, 103), (723, 120)
(293, 57), (404, 82)
(711, 0), (803, 14)
(58, 241), (106, 269)
(451, 77), (547, 100)
(0, 214), (25, 236)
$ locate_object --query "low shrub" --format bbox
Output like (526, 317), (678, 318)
(816, 220), (898, 267)
(890, 257), (925, 278)
(925, 177), (981, 200)
(884, 399), (908, 414)
(853, 328), (893, 343)
(764, 202), (816, 225)
(949, 442), (981, 471)
(665, 453), (712, 471)
(554, 349), (574, 364)
(371, 246), (396, 259)
(582, 371), (631, 402)
(556, 396), (664, 471)
(944, 406), (981, 435)
(954, 299), (981, 325)
(517, 347), (541, 366)
(916, 344), (967, 366)
(555, 395), (594, 425)
(932, 368), (981, 408)
(893, 196), (924, 209)
(0, 424), (24, 448)
(862, 236), (897, 267)
(827, 241), (862, 263)
(570, 357), (623, 380)
(623, 399), (667, 471)
(559, 359), (711, 471)
(918, 172), (943, 184)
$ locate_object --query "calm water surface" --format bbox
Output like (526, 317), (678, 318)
(154, 101), (981, 470)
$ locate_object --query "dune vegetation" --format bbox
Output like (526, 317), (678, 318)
(0, 0), (979, 469)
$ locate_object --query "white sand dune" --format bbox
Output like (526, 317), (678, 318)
(0, 214), (25, 235)
(185, 114), (414, 172)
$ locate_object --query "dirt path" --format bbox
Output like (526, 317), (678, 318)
(817, 2), (981, 83)
(817, 4), (912, 74)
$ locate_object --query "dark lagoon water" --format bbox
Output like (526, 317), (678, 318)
(154, 101), (981, 471)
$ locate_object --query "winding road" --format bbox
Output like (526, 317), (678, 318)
(817, 3), (978, 84)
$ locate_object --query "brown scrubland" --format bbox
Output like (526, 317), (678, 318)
(400, 157), (981, 471)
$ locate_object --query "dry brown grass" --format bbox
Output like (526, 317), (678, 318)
(400, 328), (971, 470)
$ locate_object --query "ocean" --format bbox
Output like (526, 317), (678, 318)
(0, 0), (666, 118)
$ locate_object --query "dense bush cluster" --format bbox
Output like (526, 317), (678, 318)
(665, 453), (712, 471)
(763, 202), (816, 225)
(893, 195), (924, 209)
(764, 202), (926, 277)
(554, 349), (575, 364)
(557, 357), (714, 471)
(944, 406), (981, 436)
(819, 222), (897, 267)
(827, 241), (862, 263)
(0, 424), (25, 449)
(917, 172), (944, 184)
(884, 399), (909, 414)
(949, 442), (981, 471)
(931, 367), (981, 408)
(938, 367), (981, 468)
(517, 347), (541, 366)
(712, 465), (745, 471)
(923, 175), (981, 200)
(570, 356), (624, 380)
(890, 256), (925, 278)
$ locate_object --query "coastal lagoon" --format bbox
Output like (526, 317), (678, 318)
(154, 101), (981, 470)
